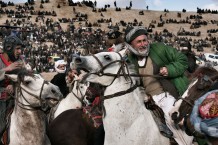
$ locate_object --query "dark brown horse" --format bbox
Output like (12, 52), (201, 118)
(170, 66), (218, 145)
(47, 109), (104, 145)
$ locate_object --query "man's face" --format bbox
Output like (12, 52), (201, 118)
(130, 34), (149, 55)
(13, 45), (22, 59)
(57, 64), (66, 70)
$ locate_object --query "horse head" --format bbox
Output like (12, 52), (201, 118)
(6, 69), (63, 111)
(170, 66), (218, 125)
(73, 51), (128, 86)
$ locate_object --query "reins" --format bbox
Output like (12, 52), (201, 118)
(72, 80), (86, 105)
(16, 79), (48, 111)
(87, 53), (159, 116)
(89, 53), (165, 79)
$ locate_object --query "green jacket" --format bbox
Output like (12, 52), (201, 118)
(127, 42), (189, 96)
(149, 42), (189, 96)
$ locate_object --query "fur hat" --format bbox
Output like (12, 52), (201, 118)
(125, 27), (147, 44)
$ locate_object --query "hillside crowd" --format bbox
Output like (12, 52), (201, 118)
(0, 0), (218, 73)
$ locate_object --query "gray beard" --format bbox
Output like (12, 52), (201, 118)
(124, 42), (149, 57)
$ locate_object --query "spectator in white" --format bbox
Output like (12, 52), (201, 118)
(50, 60), (69, 97)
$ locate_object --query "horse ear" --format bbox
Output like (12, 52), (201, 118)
(5, 74), (18, 82)
(119, 48), (127, 57)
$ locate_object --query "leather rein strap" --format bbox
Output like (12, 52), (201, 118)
(90, 53), (164, 79)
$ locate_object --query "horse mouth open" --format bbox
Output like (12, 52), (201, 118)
(47, 98), (60, 107)
(46, 92), (63, 108)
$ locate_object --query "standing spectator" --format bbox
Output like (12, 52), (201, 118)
(130, 1), (132, 7)
(94, 0), (97, 7)
(114, 1), (117, 7)
(50, 60), (69, 97)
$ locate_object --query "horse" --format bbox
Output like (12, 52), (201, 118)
(73, 51), (170, 145)
(48, 78), (89, 122)
(47, 108), (98, 145)
(5, 69), (63, 145)
(47, 77), (104, 145)
(169, 66), (218, 145)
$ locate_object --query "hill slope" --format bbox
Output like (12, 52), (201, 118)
(0, 0), (218, 54)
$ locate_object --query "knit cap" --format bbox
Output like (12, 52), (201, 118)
(125, 26), (147, 44)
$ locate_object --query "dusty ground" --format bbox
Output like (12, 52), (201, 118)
(40, 72), (57, 81)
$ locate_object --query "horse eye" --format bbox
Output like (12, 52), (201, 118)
(104, 55), (111, 60)
(24, 81), (31, 85)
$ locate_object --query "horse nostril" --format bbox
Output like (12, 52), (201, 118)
(75, 57), (82, 64)
(51, 89), (56, 94)
(171, 112), (178, 121)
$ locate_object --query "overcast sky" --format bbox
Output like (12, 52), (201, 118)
(2, 0), (218, 12)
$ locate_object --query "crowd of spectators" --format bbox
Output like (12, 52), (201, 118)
(0, 0), (218, 74)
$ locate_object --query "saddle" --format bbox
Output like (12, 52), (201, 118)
(144, 95), (173, 138)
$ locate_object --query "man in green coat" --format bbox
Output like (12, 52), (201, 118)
(124, 26), (193, 145)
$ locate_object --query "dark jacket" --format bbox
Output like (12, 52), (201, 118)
(51, 73), (69, 97)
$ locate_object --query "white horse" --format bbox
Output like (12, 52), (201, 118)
(5, 70), (63, 145)
(52, 77), (89, 120)
(73, 51), (170, 145)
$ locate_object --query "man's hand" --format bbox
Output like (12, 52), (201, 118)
(4, 62), (23, 72)
(159, 67), (168, 76)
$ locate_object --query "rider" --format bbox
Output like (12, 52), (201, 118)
(123, 26), (193, 145)
(0, 34), (24, 144)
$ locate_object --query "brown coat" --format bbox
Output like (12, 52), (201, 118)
(139, 57), (164, 97)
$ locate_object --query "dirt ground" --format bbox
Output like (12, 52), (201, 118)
(40, 72), (57, 81)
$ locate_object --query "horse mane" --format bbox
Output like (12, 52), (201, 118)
(176, 66), (218, 124)
(190, 66), (218, 80)
(17, 68), (34, 84)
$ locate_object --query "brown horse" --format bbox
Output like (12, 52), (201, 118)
(47, 108), (105, 145)
(170, 66), (218, 145)
(47, 109), (94, 145)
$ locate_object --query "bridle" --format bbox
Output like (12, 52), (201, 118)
(78, 52), (166, 116)
(71, 80), (86, 105)
(81, 53), (165, 85)
(84, 53), (142, 116)
(173, 74), (218, 133)
(16, 78), (49, 111)
(88, 53), (131, 85)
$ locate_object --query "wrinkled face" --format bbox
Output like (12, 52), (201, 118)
(73, 52), (122, 86)
(130, 34), (150, 56)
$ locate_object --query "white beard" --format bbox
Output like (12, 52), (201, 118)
(125, 42), (149, 57)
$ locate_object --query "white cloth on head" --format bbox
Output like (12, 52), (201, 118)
(54, 59), (67, 73)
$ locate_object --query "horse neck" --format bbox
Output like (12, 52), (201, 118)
(13, 87), (45, 118)
(59, 91), (83, 108)
(104, 76), (137, 95)
(10, 104), (47, 145)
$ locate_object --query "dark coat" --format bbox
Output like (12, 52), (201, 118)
(50, 73), (69, 97)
